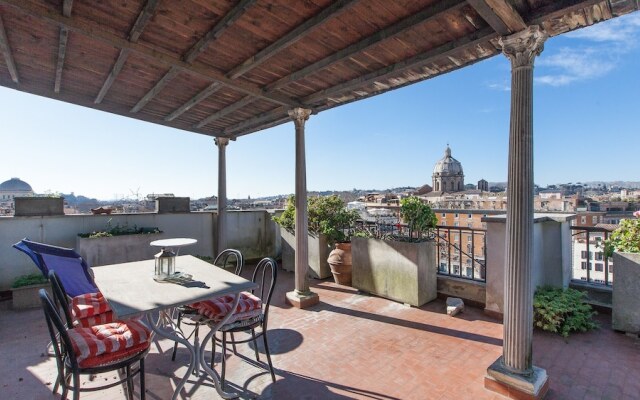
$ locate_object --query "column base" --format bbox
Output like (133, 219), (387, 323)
(485, 357), (549, 400)
(285, 290), (319, 309)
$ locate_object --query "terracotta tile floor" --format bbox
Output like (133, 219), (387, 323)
(1, 265), (639, 400)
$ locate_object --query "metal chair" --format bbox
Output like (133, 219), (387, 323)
(171, 249), (244, 362)
(206, 257), (278, 389)
(39, 289), (150, 400)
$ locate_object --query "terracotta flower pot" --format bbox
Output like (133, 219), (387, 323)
(327, 242), (352, 286)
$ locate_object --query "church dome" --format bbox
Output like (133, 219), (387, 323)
(433, 146), (463, 176)
(0, 177), (33, 192)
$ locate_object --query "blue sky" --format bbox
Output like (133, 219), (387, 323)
(1, 13), (639, 200)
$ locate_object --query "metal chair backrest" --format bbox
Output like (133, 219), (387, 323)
(213, 249), (244, 276)
(13, 238), (98, 297)
(48, 270), (75, 327)
(251, 257), (278, 327)
(39, 288), (80, 371)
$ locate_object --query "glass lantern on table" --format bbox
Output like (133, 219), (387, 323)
(154, 248), (176, 281)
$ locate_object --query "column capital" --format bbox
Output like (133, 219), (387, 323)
(288, 107), (312, 128)
(214, 137), (230, 147)
(500, 25), (547, 69)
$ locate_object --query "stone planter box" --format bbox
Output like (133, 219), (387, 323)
(77, 232), (165, 267)
(280, 229), (331, 279)
(14, 197), (64, 216)
(11, 282), (52, 309)
(612, 252), (640, 334)
(351, 237), (437, 307)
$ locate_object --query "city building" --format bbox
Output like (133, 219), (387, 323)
(0, 177), (34, 201)
(431, 145), (464, 193)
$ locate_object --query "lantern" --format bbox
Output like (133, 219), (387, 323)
(154, 248), (175, 280)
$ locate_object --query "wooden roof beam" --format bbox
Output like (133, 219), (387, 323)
(131, 66), (180, 112)
(467, 0), (526, 35)
(54, 0), (73, 93)
(94, 0), (159, 103)
(183, 0), (256, 64)
(302, 27), (497, 105)
(194, 95), (255, 128)
(0, 15), (18, 83)
(163, 0), (256, 120)
(265, 0), (467, 92)
(206, 0), (466, 133)
(165, 82), (222, 121)
(527, 0), (603, 25)
(54, 28), (69, 93)
(227, 0), (358, 79)
(62, 0), (73, 17)
(129, 0), (159, 42)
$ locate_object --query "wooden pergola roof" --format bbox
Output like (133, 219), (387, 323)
(0, 0), (637, 138)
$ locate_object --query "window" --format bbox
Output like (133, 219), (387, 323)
(454, 234), (459, 241)
(581, 251), (588, 259)
(466, 244), (471, 253)
(452, 265), (460, 274)
(467, 235), (472, 242)
(467, 223), (473, 228)
(595, 252), (604, 261)
(442, 213), (446, 217)
(454, 222), (459, 227)
(592, 216), (598, 224)
(468, 214), (472, 219)
(595, 263), (603, 272)
(465, 267), (473, 278)
(610, 265), (613, 274)
(454, 213), (459, 218)
(581, 216), (586, 224)
(581, 261), (587, 270)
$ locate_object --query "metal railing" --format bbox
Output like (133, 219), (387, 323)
(353, 221), (486, 282)
(570, 226), (613, 286)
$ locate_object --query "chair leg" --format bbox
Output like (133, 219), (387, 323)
(262, 330), (276, 383)
(211, 332), (217, 369)
(126, 365), (134, 400)
(139, 359), (146, 400)
(251, 328), (260, 362)
(72, 371), (80, 400)
(231, 332), (238, 355)
(60, 372), (70, 400)
(171, 311), (183, 361)
(221, 332), (227, 391)
(52, 374), (60, 394)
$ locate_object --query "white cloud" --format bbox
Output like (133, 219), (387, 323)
(535, 12), (640, 87)
(487, 81), (510, 91)
(536, 47), (616, 86)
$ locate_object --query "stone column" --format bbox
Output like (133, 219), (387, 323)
(215, 137), (229, 254)
(485, 26), (549, 399)
(285, 107), (319, 309)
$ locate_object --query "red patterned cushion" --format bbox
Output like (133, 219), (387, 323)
(196, 292), (262, 322)
(75, 311), (116, 328)
(72, 292), (111, 319)
(68, 320), (151, 368)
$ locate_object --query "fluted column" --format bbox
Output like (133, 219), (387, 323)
(501, 25), (546, 375)
(486, 26), (549, 399)
(215, 137), (229, 254)
(285, 107), (319, 309)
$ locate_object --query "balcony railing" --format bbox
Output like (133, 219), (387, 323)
(354, 221), (487, 283)
(570, 226), (613, 286)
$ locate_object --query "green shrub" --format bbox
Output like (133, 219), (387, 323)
(78, 219), (161, 238)
(273, 195), (360, 244)
(12, 273), (48, 288)
(533, 286), (598, 337)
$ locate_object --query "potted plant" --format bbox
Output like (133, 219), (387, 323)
(10, 273), (51, 309)
(605, 211), (640, 333)
(77, 219), (163, 267)
(352, 196), (439, 306)
(273, 195), (358, 280)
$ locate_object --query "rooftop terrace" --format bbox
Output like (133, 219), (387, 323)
(2, 264), (638, 400)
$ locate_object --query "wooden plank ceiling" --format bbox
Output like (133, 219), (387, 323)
(0, 0), (637, 138)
